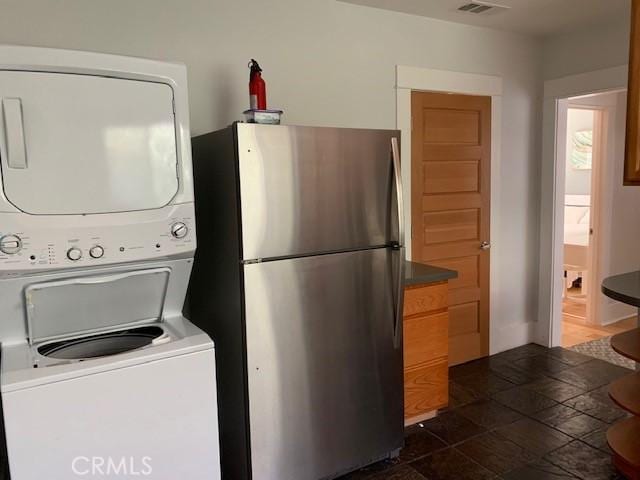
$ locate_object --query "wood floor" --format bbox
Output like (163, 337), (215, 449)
(562, 298), (637, 347)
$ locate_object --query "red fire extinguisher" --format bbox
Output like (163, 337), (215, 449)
(248, 59), (267, 110)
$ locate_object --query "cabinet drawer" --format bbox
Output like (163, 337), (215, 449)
(403, 312), (448, 369)
(404, 360), (448, 419)
(404, 282), (447, 317)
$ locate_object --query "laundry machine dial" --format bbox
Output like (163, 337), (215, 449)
(0, 235), (22, 255)
(89, 245), (104, 259)
(67, 247), (83, 261)
(171, 222), (188, 239)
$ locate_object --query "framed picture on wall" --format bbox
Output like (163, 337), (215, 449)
(571, 129), (593, 170)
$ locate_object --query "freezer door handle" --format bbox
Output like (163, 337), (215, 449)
(393, 246), (405, 349)
(391, 136), (404, 247)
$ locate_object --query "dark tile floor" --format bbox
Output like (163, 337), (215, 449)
(339, 344), (632, 480)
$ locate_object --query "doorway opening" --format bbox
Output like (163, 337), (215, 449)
(555, 90), (638, 353)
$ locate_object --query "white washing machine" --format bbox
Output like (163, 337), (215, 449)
(0, 46), (220, 479)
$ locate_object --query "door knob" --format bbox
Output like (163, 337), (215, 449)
(480, 241), (491, 250)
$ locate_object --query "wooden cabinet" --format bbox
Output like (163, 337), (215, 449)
(625, 0), (640, 185)
(403, 281), (449, 425)
(607, 329), (640, 479)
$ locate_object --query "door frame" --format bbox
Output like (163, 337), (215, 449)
(395, 66), (504, 354)
(558, 103), (607, 327)
(537, 65), (628, 347)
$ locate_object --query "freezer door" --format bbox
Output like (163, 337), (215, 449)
(237, 124), (401, 260)
(243, 248), (404, 480)
(0, 71), (178, 215)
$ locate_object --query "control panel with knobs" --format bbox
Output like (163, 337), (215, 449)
(67, 247), (82, 261)
(0, 204), (195, 275)
(171, 222), (188, 239)
(0, 235), (22, 255)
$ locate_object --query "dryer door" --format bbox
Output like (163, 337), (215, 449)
(0, 71), (178, 214)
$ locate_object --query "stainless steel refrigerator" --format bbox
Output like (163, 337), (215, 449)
(186, 123), (405, 480)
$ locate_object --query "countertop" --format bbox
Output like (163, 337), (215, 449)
(602, 271), (640, 308)
(404, 261), (457, 286)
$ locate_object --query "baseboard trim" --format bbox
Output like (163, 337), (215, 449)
(602, 301), (638, 326)
(601, 313), (638, 327)
(491, 321), (538, 355)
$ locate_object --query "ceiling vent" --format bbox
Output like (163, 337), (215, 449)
(457, 2), (509, 15)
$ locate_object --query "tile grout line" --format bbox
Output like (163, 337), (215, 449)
(344, 347), (625, 480)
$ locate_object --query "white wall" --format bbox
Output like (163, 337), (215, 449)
(537, 4), (631, 344)
(543, 17), (631, 80)
(565, 109), (594, 196)
(1, 1), (542, 130)
(0, 0), (543, 352)
(602, 91), (640, 323)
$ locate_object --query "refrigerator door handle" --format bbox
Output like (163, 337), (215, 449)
(390, 136), (405, 349)
(391, 136), (404, 247)
(393, 246), (406, 349)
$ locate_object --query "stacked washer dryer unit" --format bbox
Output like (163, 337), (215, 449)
(0, 46), (220, 479)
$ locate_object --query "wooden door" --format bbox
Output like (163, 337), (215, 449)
(625, 0), (640, 185)
(411, 91), (491, 366)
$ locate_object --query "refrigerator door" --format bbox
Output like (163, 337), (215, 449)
(237, 124), (401, 261)
(243, 248), (404, 480)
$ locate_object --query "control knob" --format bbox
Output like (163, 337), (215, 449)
(89, 245), (104, 259)
(0, 235), (22, 255)
(171, 222), (188, 239)
(67, 247), (82, 261)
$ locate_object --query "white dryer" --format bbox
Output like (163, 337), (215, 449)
(0, 46), (220, 479)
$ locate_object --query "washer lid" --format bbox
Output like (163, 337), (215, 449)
(0, 70), (179, 215)
(25, 268), (170, 345)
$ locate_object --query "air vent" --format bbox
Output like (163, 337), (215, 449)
(457, 2), (509, 14)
